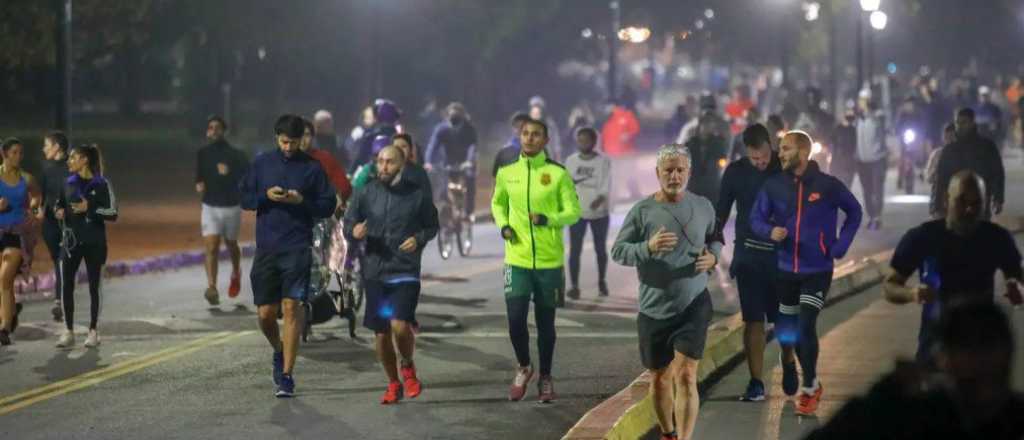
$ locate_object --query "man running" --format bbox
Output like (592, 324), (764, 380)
(344, 145), (438, 404)
(240, 114), (336, 397)
(38, 131), (71, 322)
(492, 118), (580, 402)
(564, 127), (612, 299)
(716, 123), (781, 401)
(884, 170), (1022, 364)
(612, 144), (722, 440)
(195, 115), (249, 305)
(751, 130), (862, 416)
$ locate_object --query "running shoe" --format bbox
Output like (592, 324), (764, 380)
(0, 329), (11, 346)
(508, 365), (534, 401)
(52, 301), (63, 322)
(272, 351), (284, 386)
(566, 287), (580, 300)
(537, 375), (556, 403)
(781, 352), (799, 396)
(598, 281), (609, 297)
(400, 363), (422, 398)
(204, 286), (220, 306)
(740, 378), (766, 402)
(56, 330), (74, 348)
(795, 382), (823, 416)
(84, 329), (100, 348)
(659, 433), (678, 440)
(275, 374), (295, 398)
(228, 273), (241, 298)
(381, 381), (402, 404)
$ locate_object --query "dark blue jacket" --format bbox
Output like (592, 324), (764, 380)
(240, 149), (336, 253)
(751, 161), (862, 274)
(717, 155), (781, 266)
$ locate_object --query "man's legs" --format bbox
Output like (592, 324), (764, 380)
(744, 321), (766, 380)
(591, 216), (610, 289)
(257, 303), (283, 352)
(775, 274), (801, 395)
(375, 327), (399, 383)
(506, 296), (532, 368)
(280, 298), (303, 375)
(567, 220), (587, 292)
(649, 364), (676, 435)
(203, 235), (222, 290)
(674, 355), (701, 440)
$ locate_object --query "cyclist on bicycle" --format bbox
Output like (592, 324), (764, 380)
(425, 102), (478, 218)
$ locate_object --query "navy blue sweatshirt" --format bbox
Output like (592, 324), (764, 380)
(717, 155), (781, 264)
(240, 149), (336, 253)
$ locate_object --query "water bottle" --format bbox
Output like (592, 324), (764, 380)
(920, 257), (941, 321)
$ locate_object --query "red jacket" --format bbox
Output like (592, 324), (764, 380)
(601, 106), (640, 157)
(307, 148), (352, 201)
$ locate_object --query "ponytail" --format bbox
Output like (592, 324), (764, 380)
(72, 143), (104, 176)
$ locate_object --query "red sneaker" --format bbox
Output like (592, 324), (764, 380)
(401, 363), (422, 398)
(228, 273), (241, 298)
(795, 382), (824, 416)
(508, 365), (534, 401)
(381, 381), (403, 405)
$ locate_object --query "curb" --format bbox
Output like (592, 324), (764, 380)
(563, 215), (1024, 440)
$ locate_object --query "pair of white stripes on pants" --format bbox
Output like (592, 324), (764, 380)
(800, 293), (824, 310)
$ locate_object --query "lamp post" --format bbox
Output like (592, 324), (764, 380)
(608, 0), (621, 101)
(55, 0), (72, 133)
(868, 10), (887, 87)
(856, 0), (880, 92)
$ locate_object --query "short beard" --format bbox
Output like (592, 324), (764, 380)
(947, 216), (980, 236)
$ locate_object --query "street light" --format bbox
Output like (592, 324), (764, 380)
(869, 10), (888, 30)
(859, 0), (880, 12)
(803, 2), (820, 21)
(618, 26), (651, 43)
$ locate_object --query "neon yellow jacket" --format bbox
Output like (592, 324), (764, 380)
(491, 151), (581, 269)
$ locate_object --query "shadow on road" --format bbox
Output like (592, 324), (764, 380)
(418, 294), (488, 308)
(33, 349), (103, 382)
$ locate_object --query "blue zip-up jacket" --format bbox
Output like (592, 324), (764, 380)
(750, 161), (862, 274)
(240, 149), (336, 253)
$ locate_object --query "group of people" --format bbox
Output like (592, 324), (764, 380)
(0, 133), (117, 350)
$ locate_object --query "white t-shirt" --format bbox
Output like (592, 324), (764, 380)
(565, 152), (612, 220)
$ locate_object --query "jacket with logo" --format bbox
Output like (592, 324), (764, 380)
(491, 151), (581, 270)
(750, 161), (862, 274)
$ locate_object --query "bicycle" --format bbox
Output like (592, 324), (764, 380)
(302, 214), (365, 342)
(436, 163), (474, 260)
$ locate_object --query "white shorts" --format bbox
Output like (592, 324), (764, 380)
(201, 204), (242, 240)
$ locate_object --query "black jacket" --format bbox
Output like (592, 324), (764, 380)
(196, 139), (249, 207)
(57, 174), (118, 247)
(343, 170), (439, 281)
(39, 158), (70, 222)
(932, 131), (1004, 217)
(717, 155), (781, 264)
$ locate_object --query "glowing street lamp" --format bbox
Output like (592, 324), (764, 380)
(859, 0), (880, 12)
(803, 2), (820, 21)
(618, 26), (651, 43)
(869, 10), (888, 30)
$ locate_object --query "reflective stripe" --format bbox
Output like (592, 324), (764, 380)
(800, 294), (824, 310)
(779, 304), (801, 315)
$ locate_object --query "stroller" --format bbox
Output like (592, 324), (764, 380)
(302, 215), (364, 341)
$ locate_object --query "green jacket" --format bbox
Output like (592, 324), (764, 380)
(351, 163), (377, 189)
(491, 151), (581, 269)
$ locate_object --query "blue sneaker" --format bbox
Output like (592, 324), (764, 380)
(739, 378), (766, 402)
(275, 374), (295, 398)
(272, 351), (284, 386)
(780, 353), (799, 396)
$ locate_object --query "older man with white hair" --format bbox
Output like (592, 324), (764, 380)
(612, 144), (723, 440)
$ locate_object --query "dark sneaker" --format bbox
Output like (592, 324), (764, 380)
(272, 351), (284, 386)
(381, 381), (403, 404)
(204, 287), (220, 306)
(52, 301), (63, 322)
(598, 281), (609, 297)
(0, 329), (10, 346)
(740, 378), (766, 402)
(781, 352), (799, 396)
(566, 287), (580, 300)
(508, 365), (534, 401)
(275, 374), (295, 398)
(537, 375), (556, 403)
(400, 363), (422, 398)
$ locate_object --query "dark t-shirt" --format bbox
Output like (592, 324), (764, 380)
(196, 140), (249, 207)
(891, 219), (1022, 301)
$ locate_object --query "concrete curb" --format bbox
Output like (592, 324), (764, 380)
(563, 215), (1024, 440)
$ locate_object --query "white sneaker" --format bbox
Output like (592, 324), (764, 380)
(56, 330), (75, 348)
(84, 330), (100, 348)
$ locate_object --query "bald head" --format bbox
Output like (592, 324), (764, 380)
(947, 170), (987, 235)
(779, 130), (813, 173)
(376, 145), (406, 185)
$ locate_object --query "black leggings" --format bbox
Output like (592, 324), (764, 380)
(41, 219), (62, 303)
(506, 296), (557, 376)
(61, 244), (107, 331)
(568, 216), (610, 287)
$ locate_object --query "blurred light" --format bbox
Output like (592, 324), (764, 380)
(902, 129), (916, 145)
(581, 28), (594, 38)
(704, 8), (715, 19)
(257, 47), (267, 60)
(678, 30), (692, 40)
(887, 62), (898, 74)
(887, 194), (930, 204)
(803, 2), (820, 21)
(717, 158), (728, 168)
(870, 10), (888, 30)
(860, 0), (880, 12)
(695, 19), (705, 30)
(379, 303), (394, 319)
(618, 26), (651, 43)
(811, 142), (823, 155)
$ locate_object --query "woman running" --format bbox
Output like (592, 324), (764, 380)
(0, 138), (42, 346)
(55, 144), (117, 349)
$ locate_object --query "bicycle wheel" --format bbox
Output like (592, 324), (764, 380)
(437, 204), (454, 260)
(457, 217), (473, 256)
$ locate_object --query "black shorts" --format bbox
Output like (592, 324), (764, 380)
(249, 249), (311, 306)
(775, 270), (833, 312)
(734, 261), (778, 323)
(638, 290), (713, 370)
(364, 280), (421, 333)
(0, 232), (21, 250)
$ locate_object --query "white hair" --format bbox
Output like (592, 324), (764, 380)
(656, 143), (692, 167)
(313, 109), (333, 122)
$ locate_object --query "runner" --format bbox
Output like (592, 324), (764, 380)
(38, 131), (71, 322)
(716, 123), (781, 401)
(54, 144), (116, 349)
(343, 145), (438, 404)
(239, 114), (336, 397)
(611, 144), (723, 440)
(195, 115), (249, 305)
(491, 118), (580, 402)
(300, 118), (352, 209)
(0, 138), (40, 346)
(564, 127), (612, 299)
(750, 130), (863, 416)
(884, 170), (1022, 364)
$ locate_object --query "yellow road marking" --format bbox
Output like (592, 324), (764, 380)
(0, 330), (253, 416)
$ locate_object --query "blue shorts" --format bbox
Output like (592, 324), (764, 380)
(363, 280), (421, 333)
(250, 249), (311, 306)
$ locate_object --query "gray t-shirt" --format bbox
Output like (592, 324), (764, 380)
(612, 192), (723, 319)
